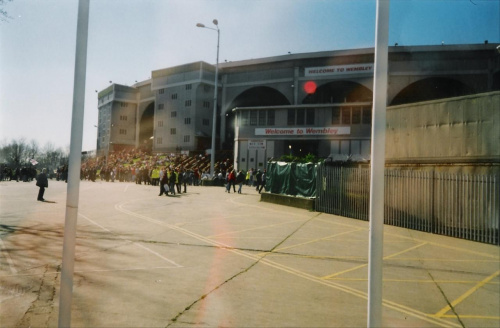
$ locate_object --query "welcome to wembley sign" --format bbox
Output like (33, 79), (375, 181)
(305, 63), (373, 77)
(255, 127), (350, 136)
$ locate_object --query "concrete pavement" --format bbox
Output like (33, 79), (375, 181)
(0, 179), (499, 327)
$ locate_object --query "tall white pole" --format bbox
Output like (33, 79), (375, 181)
(367, 0), (389, 327)
(58, 0), (90, 327)
(210, 26), (219, 178)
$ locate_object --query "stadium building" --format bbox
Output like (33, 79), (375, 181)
(96, 43), (500, 170)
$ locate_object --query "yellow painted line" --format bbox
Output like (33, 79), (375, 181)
(434, 270), (500, 318)
(115, 200), (461, 328)
(384, 257), (499, 263)
(385, 231), (499, 260)
(321, 242), (428, 280)
(206, 219), (304, 238)
(439, 315), (500, 319)
(329, 277), (499, 284)
(272, 228), (364, 253)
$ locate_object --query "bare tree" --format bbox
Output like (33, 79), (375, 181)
(26, 139), (40, 161)
(0, 0), (13, 23)
(1, 138), (28, 166)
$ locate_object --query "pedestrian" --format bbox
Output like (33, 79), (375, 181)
(169, 168), (177, 195)
(258, 169), (267, 193)
(158, 167), (167, 196)
(226, 169), (236, 193)
(236, 170), (245, 194)
(255, 169), (262, 191)
(36, 168), (48, 201)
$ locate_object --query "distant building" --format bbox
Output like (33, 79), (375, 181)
(96, 44), (500, 168)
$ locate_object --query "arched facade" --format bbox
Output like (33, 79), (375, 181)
(96, 44), (500, 163)
(390, 77), (475, 106)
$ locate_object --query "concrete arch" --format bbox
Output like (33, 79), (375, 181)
(302, 80), (373, 104)
(139, 102), (155, 151)
(223, 86), (290, 149)
(390, 77), (475, 106)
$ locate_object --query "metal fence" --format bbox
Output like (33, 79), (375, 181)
(315, 165), (499, 245)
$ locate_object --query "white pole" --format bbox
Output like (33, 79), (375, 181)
(210, 26), (220, 178)
(367, 0), (389, 327)
(58, 0), (90, 327)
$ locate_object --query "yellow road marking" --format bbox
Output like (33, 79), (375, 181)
(434, 270), (500, 318)
(328, 277), (499, 284)
(321, 242), (428, 280)
(272, 228), (364, 253)
(115, 200), (460, 328)
(439, 315), (500, 319)
(206, 219), (304, 238)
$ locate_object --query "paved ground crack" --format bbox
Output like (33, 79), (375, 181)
(165, 213), (321, 327)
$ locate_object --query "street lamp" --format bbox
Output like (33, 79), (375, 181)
(197, 19), (219, 178)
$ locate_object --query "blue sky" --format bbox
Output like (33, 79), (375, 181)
(1, 0), (499, 152)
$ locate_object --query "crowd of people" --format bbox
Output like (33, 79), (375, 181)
(78, 148), (267, 194)
(2, 148), (268, 197)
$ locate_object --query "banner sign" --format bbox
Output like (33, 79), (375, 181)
(248, 140), (266, 150)
(255, 127), (350, 136)
(305, 63), (373, 77)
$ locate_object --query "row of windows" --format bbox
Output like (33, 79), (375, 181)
(288, 108), (315, 126)
(239, 107), (372, 126)
(240, 110), (275, 126)
(332, 106), (371, 125)
(158, 84), (210, 96)
(156, 135), (191, 144)
(119, 115), (127, 121)
(157, 117), (195, 127)
(158, 99), (211, 110)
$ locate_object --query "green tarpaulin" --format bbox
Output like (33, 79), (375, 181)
(266, 162), (317, 198)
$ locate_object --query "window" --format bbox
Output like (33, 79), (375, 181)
(250, 111), (258, 126)
(185, 100), (192, 107)
(171, 93), (178, 100)
(352, 107), (361, 124)
(184, 118), (191, 124)
(120, 102), (128, 108)
(184, 135), (190, 142)
(258, 110), (266, 125)
(171, 111), (177, 118)
(156, 137), (163, 144)
(185, 84), (192, 90)
(120, 115), (127, 121)
(267, 110), (275, 126)
(287, 109), (295, 125)
(159, 89), (165, 94)
(158, 120), (163, 127)
(296, 108), (305, 125)
(158, 103), (164, 110)
(332, 107), (341, 124)
(341, 107), (351, 124)
(203, 101), (210, 108)
(170, 128), (176, 135)
(362, 107), (371, 124)
(119, 129), (127, 135)
(241, 111), (249, 126)
(306, 108), (315, 125)
(203, 119), (209, 126)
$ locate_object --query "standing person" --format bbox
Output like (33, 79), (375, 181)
(236, 170), (245, 194)
(169, 168), (177, 195)
(258, 169), (267, 193)
(36, 168), (48, 201)
(255, 169), (262, 191)
(249, 168), (254, 186)
(158, 167), (167, 196)
(226, 169), (236, 193)
(176, 168), (182, 194)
